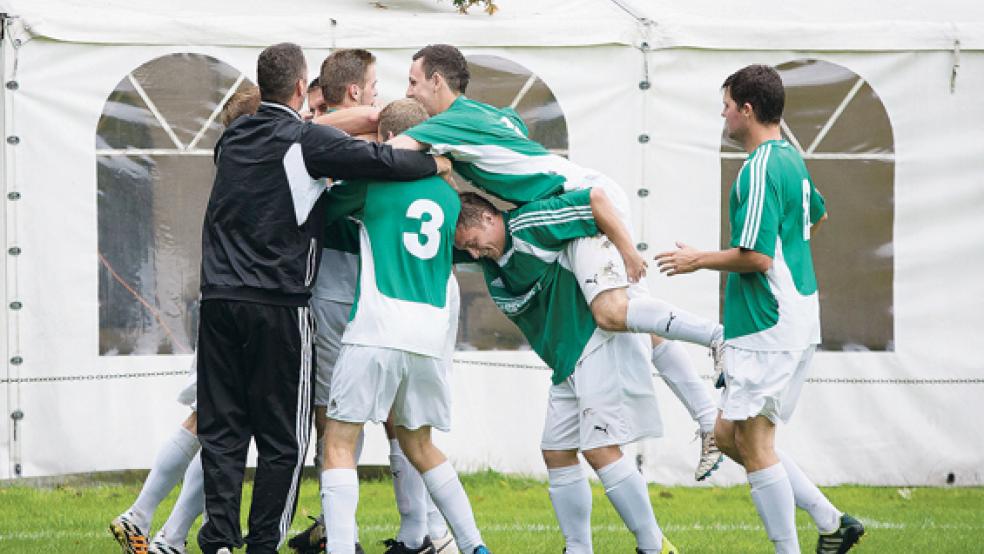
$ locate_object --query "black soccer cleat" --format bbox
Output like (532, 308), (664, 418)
(816, 513), (865, 553)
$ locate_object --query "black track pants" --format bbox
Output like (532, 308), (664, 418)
(196, 299), (315, 554)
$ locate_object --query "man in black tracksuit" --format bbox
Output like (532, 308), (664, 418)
(196, 43), (440, 554)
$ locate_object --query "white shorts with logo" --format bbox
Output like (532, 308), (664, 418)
(327, 344), (452, 432)
(176, 353), (198, 412)
(310, 297), (352, 408)
(565, 174), (647, 305)
(719, 345), (815, 424)
(540, 333), (662, 452)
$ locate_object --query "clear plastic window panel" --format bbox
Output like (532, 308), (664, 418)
(455, 55), (570, 351)
(97, 53), (251, 355)
(719, 59), (895, 351)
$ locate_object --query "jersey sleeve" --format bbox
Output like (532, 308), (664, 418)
(452, 247), (476, 264)
(730, 162), (779, 258)
(324, 181), (368, 228)
(508, 189), (597, 249)
(322, 216), (361, 254)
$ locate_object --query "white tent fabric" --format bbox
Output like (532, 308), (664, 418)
(1, 0), (982, 486)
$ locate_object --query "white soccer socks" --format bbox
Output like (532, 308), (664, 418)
(159, 450), (205, 546)
(626, 297), (720, 347)
(748, 463), (799, 554)
(777, 449), (841, 533)
(548, 464), (593, 553)
(389, 439), (428, 549)
(422, 461), (484, 553)
(596, 456), (663, 553)
(651, 340), (717, 432)
(322, 468), (359, 554)
(128, 426), (200, 531)
(425, 493), (451, 543)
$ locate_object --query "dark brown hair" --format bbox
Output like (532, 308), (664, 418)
(412, 44), (469, 94)
(257, 42), (306, 104)
(722, 64), (785, 125)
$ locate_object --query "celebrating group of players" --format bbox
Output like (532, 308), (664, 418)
(110, 42), (865, 554)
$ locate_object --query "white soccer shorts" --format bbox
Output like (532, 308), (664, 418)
(310, 297), (352, 408)
(565, 173), (648, 305)
(541, 332), (662, 452)
(719, 345), (816, 424)
(327, 344), (452, 432)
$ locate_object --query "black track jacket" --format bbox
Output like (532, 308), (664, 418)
(200, 101), (436, 306)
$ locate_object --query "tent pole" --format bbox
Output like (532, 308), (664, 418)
(1, 13), (23, 479)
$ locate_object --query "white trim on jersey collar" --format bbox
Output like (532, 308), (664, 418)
(260, 101), (302, 121)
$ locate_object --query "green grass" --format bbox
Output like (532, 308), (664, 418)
(1, 471), (983, 552)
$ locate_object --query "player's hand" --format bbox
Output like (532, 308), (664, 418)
(654, 242), (701, 276)
(622, 249), (648, 283)
(434, 155), (453, 176)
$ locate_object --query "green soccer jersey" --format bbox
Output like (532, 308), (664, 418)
(468, 189), (610, 383)
(404, 96), (597, 206)
(724, 139), (827, 350)
(325, 175), (460, 357)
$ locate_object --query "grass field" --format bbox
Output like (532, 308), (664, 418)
(2, 471), (982, 553)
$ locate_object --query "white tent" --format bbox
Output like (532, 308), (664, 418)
(1, 0), (982, 486)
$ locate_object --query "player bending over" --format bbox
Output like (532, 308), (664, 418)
(455, 190), (678, 554)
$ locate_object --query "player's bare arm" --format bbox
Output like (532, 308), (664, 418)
(588, 188), (647, 282)
(313, 105), (380, 136)
(654, 243), (771, 276)
(811, 211), (829, 236)
(387, 133), (428, 151)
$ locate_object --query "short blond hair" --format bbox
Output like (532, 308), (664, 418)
(378, 98), (429, 138)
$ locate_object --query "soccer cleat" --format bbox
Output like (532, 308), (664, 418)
(429, 531), (459, 553)
(472, 547), (492, 554)
(288, 515), (326, 553)
(109, 512), (150, 554)
(816, 513), (865, 553)
(383, 536), (436, 553)
(148, 530), (186, 554)
(637, 535), (678, 554)
(217, 549), (232, 554)
(356, 542), (366, 554)
(695, 429), (724, 481)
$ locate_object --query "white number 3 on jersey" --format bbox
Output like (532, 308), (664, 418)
(403, 199), (445, 260)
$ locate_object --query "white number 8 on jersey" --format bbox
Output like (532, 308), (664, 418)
(403, 199), (445, 260)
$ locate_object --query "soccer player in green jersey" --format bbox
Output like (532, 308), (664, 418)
(389, 43), (726, 478)
(291, 50), (455, 554)
(454, 191), (678, 554)
(319, 99), (491, 554)
(655, 65), (864, 554)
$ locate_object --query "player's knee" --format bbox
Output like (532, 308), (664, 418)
(590, 291), (628, 331)
(542, 449), (578, 469)
(581, 445), (622, 470)
(183, 411), (198, 435)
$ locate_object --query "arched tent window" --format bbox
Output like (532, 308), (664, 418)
(454, 54), (569, 350)
(720, 59), (895, 351)
(97, 53), (253, 355)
